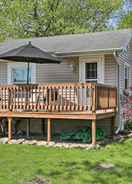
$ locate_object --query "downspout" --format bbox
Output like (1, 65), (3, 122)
(116, 62), (122, 134)
(113, 51), (123, 133)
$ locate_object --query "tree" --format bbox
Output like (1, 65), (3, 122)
(121, 87), (132, 130)
(119, 11), (132, 28)
(0, 0), (123, 41)
(118, 0), (132, 28)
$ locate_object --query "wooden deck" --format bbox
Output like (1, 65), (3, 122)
(0, 110), (116, 120)
(0, 83), (117, 145)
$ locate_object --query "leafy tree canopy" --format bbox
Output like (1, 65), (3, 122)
(0, 0), (123, 41)
(118, 0), (132, 30)
(119, 12), (132, 28)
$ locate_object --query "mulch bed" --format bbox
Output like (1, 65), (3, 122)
(25, 176), (50, 184)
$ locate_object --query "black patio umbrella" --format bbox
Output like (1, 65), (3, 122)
(0, 41), (62, 137)
(0, 41), (61, 84)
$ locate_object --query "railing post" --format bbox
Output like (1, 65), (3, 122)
(92, 84), (97, 112)
(8, 87), (11, 111)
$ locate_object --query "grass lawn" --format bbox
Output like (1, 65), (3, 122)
(0, 139), (132, 184)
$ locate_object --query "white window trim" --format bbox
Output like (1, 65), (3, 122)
(7, 62), (36, 84)
(79, 55), (104, 83)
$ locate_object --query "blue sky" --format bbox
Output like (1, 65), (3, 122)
(108, 0), (132, 28)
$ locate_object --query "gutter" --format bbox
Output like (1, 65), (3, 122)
(55, 48), (123, 57)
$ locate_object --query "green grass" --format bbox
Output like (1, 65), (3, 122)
(0, 140), (132, 184)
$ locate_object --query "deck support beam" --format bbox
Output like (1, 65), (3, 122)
(47, 118), (51, 143)
(8, 117), (12, 142)
(92, 119), (96, 146)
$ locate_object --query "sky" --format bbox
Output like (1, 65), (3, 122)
(109, 0), (132, 28)
(125, 0), (132, 11)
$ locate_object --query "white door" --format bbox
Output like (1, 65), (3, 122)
(79, 56), (104, 83)
(79, 56), (105, 109)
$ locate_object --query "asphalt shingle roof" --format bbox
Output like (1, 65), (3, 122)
(0, 29), (131, 56)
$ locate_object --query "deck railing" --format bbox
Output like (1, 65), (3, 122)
(0, 83), (117, 113)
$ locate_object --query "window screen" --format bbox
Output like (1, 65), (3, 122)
(11, 68), (31, 84)
(85, 63), (97, 80)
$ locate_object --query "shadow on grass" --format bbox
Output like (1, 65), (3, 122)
(36, 168), (45, 176)
(47, 171), (63, 177)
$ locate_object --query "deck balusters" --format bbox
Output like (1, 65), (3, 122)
(0, 83), (117, 113)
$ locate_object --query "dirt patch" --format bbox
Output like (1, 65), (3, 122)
(25, 176), (51, 184)
(95, 163), (116, 172)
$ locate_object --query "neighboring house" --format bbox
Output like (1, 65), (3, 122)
(0, 29), (132, 144)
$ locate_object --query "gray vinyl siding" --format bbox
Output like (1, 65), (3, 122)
(128, 39), (132, 87)
(102, 39), (132, 92)
(0, 62), (7, 84)
(119, 39), (132, 92)
(119, 53), (126, 92)
(36, 57), (79, 83)
(104, 55), (117, 87)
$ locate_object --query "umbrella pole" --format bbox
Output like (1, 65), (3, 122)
(27, 62), (30, 84)
(26, 62), (30, 137)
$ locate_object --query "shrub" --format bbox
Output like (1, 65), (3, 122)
(120, 87), (132, 127)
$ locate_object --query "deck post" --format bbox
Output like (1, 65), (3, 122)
(47, 118), (51, 143)
(8, 117), (12, 142)
(92, 84), (97, 112)
(26, 119), (30, 138)
(92, 119), (96, 146)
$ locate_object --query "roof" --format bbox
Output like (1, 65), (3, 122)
(0, 29), (131, 56)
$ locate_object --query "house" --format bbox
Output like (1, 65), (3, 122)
(0, 29), (132, 145)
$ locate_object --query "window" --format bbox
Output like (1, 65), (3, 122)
(11, 68), (31, 84)
(124, 66), (129, 89)
(85, 63), (97, 82)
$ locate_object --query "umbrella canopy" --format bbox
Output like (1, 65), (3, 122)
(0, 41), (62, 83)
(0, 41), (61, 63)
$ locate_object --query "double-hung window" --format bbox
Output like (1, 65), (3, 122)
(85, 63), (97, 82)
(11, 67), (31, 84)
